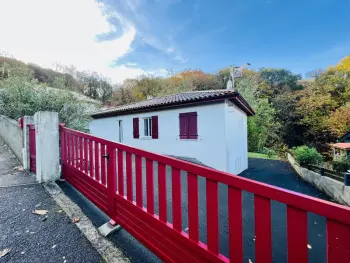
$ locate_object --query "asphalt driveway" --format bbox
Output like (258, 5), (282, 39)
(60, 157), (333, 263)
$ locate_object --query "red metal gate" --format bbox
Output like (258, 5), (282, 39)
(60, 125), (350, 263)
(28, 124), (36, 173)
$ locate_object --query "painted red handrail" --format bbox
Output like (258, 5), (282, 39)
(60, 126), (350, 263)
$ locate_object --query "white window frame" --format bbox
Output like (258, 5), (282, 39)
(143, 117), (152, 138)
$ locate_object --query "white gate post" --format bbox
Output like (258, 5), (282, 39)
(34, 111), (60, 182)
(22, 116), (34, 170)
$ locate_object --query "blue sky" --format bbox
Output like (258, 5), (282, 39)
(101, 0), (350, 77)
(1, 0), (349, 82)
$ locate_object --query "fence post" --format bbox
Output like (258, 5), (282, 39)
(34, 111), (60, 183)
(107, 144), (117, 220)
(320, 168), (325, 176)
(22, 116), (34, 170)
(344, 172), (350, 186)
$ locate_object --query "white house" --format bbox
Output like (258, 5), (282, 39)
(89, 90), (254, 175)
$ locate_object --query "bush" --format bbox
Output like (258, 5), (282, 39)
(0, 64), (94, 131)
(262, 147), (277, 158)
(332, 157), (350, 173)
(293, 145), (323, 166)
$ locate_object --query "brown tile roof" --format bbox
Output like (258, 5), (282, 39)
(91, 90), (255, 118)
(333, 143), (350, 150)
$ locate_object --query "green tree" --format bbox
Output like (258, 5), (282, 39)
(0, 64), (92, 131)
(235, 77), (279, 152)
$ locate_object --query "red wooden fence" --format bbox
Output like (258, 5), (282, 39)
(60, 125), (350, 263)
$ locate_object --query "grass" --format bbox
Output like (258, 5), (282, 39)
(248, 152), (280, 160)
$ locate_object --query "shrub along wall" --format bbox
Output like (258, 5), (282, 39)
(0, 115), (23, 162)
(287, 153), (350, 206)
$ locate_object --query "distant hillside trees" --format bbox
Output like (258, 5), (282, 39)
(0, 53), (349, 154)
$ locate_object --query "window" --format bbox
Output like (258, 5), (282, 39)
(143, 117), (152, 137)
(179, 112), (198, 139)
(133, 116), (158, 139)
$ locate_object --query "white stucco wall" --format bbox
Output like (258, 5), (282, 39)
(90, 101), (248, 174)
(224, 101), (248, 174)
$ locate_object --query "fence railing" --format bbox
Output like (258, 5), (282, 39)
(60, 126), (350, 263)
(307, 164), (344, 182)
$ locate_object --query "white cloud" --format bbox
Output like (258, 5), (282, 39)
(125, 62), (138, 66)
(0, 0), (150, 83)
(174, 55), (189, 63)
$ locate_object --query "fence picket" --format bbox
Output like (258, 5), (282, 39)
(79, 136), (83, 171)
(117, 150), (124, 196)
(126, 152), (133, 201)
(107, 146), (117, 218)
(206, 179), (219, 254)
(287, 206), (307, 263)
(60, 126), (66, 162)
(172, 167), (182, 232)
(188, 172), (199, 242)
(73, 135), (77, 168)
(90, 140), (95, 179)
(94, 142), (100, 182)
(254, 195), (272, 263)
(327, 219), (350, 262)
(158, 163), (167, 222)
(146, 159), (154, 215)
(135, 155), (142, 207)
(101, 144), (106, 186)
(67, 133), (71, 165)
(228, 186), (243, 263)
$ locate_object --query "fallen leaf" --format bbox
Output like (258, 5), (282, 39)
(0, 248), (10, 258)
(35, 203), (42, 208)
(72, 217), (80, 223)
(307, 244), (312, 249)
(13, 166), (24, 171)
(52, 245), (57, 249)
(57, 210), (63, 213)
(32, 210), (48, 215)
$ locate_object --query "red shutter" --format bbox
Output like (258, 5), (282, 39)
(188, 113), (198, 139)
(133, 118), (139, 138)
(179, 113), (189, 139)
(179, 112), (197, 140)
(152, 116), (158, 139)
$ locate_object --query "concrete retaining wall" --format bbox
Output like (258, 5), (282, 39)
(287, 153), (350, 206)
(0, 115), (23, 162)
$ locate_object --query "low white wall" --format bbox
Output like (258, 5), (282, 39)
(287, 153), (350, 206)
(0, 115), (23, 162)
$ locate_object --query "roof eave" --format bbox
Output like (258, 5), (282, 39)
(91, 92), (255, 119)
